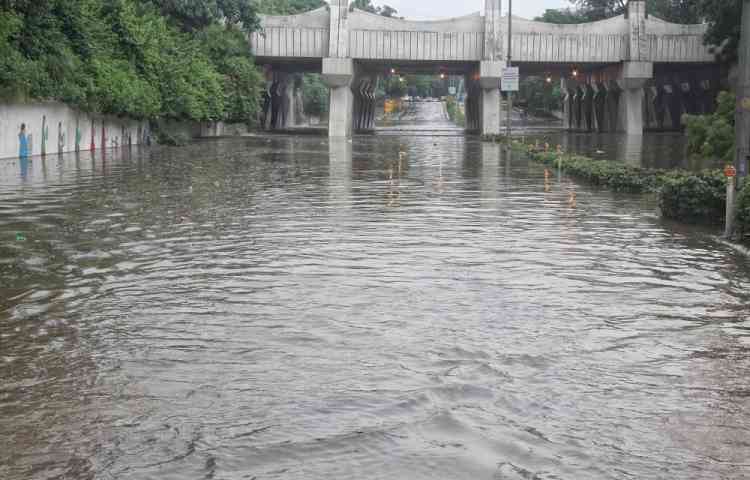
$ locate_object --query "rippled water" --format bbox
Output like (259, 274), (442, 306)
(1, 116), (750, 479)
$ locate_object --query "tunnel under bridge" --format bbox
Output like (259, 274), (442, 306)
(251, 0), (719, 138)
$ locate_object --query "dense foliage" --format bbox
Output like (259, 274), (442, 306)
(254, 0), (328, 118)
(550, 0), (702, 23)
(256, 0), (324, 15)
(699, 0), (742, 64)
(684, 91), (736, 164)
(659, 170), (728, 223)
(540, 0), (739, 64)
(735, 184), (750, 239)
(301, 74), (328, 117)
(0, 0), (263, 123)
(350, 0), (399, 17)
(518, 77), (562, 115)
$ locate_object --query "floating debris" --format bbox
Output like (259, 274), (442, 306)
(16, 232), (26, 242)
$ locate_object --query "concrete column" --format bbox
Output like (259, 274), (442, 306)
(322, 58), (354, 138)
(593, 82), (607, 132)
(573, 85), (583, 130)
(284, 77), (296, 128)
(561, 78), (574, 130)
(620, 87), (645, 134)
(464, 74), (481, 131)
(618, 61), (653, 135)
(583, 83), (595, 132)
(479, 60), (505, 136)
(644, 84), (658, 129)
(666, 84), (683, 130)
(366, 79), (376, 130)
(606, 80), (622, 131)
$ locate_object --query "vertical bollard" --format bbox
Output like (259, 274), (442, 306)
(725, 165), (737, 238)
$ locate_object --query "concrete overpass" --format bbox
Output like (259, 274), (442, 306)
(251, 0), (718, 137)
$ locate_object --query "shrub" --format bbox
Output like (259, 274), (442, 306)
(683, 91), (735, 164)
(735, 184), (750, 239)
(523, 143), (728, 224)
(658, 170), (727, 224)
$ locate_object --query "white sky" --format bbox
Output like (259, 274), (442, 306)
(353, 0), (572, 21)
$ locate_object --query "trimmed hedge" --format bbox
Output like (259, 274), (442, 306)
(736, 185), (750, 240)
(522, 143), (729, 225)
(659, 170), (727, 225)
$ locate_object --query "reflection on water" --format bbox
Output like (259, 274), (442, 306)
(526, 130), (723, 171)
(1, 128), (750, 480)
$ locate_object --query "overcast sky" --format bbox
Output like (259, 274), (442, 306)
(366, 0), (571, 21)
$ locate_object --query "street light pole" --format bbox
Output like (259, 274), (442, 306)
(506, 0), (512, 142)
(736, 0), (750, 182)
(729, 0), (750, 237)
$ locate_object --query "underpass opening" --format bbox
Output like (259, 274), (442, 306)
(355, 61), (477, 137)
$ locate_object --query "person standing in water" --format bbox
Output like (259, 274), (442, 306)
(18, 124), (29, 159)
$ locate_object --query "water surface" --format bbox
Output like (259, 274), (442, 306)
(1, 118), (749, 479)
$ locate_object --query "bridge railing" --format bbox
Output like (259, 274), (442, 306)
(510, 33), (629, 63)
(348, 30), (484, 61)
(251, 27), (329, 58)
(645, 34), (714, 63)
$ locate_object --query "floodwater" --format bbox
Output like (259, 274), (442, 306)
(1, 104), (750, 480)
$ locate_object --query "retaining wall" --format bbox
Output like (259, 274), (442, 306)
(0, 101), (149, 160)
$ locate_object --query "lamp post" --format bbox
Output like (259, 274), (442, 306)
(729, 0), (750, 237)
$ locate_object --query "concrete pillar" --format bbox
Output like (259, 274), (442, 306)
(322, 58), (355, 138)
(618, 61), (653, 135)
(606, 80), (622, 131)
(284, 76), (296, 127)
(620, 87), (645, 134)
(583, 83), (595, 132)
(644, 84), (658, 129)
(573, 85), (583, 130)
(593, 82), (607, 132)
(561, 78), (575, 130)
(666, 84), (683, 130)
(464, 74), (481, 131)
(479, 60), (505, 136)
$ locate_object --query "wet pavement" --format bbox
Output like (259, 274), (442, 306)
(1, 104), (749, 479)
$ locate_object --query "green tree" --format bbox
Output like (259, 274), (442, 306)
(350, 0), (399, 17)
(535, 8), (596, 23)
(698, 0), (741, 64)
(0, 0), (266, 124)
(538, 0), (701, 24)
(255, 0), (325, 15)
(684, 91), (736, 163)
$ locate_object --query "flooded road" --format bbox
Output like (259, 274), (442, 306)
(1, 104), (750, 479)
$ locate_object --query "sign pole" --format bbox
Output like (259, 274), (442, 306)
(730, 0), (750, 236)
(506, 0), (513, 142)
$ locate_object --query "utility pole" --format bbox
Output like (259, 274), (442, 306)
(506, 0), (513, 141)
(729, 0), (750, 236)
